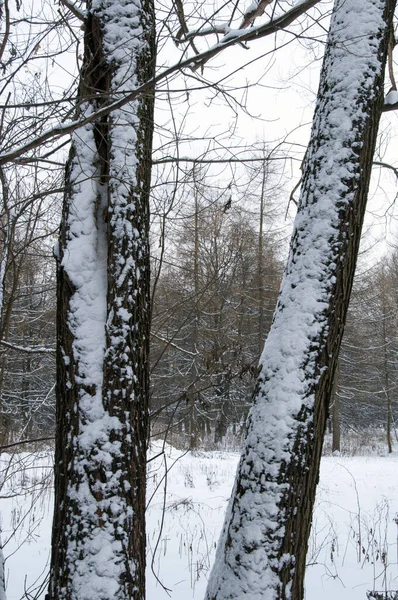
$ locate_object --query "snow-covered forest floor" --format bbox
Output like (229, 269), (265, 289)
(2, 440), (398, 600)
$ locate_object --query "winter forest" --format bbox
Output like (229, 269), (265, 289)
(2, 0), (398, 599)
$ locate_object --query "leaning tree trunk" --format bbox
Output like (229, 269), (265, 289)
(48, 1), (155, 599)
(205, 1), (396, 599)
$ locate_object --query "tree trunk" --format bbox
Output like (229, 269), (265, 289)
(332, 361), (340, 453)
(0, 531), (5, 600)
(48, 1), (155, 599)
(380, 268), (393, 453)
(205, 1), (395, 599)
(257, 163), (267, 355)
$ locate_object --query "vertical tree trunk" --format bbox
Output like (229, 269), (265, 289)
(382, 323), (393, 453)
(48, 1), (155, 599)
(189, 173), (201, 448)
(332, 361), (340, 453)
(205, 1), (395, 599)
(257, 165), (266, 355)
(387, 384), (392, 453)
(0, 168), (12, 443)
(0, 530), (6, 600)
(380, 268), (393, 453)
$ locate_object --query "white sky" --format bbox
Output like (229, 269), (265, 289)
(5, 0), (398, 265)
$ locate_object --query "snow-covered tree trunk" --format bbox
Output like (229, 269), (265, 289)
(48, 1), (155, 599)
(205, 1), (396, 599)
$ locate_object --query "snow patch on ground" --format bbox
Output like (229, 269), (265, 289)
(2, 445), (398, 600)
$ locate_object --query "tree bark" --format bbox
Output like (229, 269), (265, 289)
(331, 365), (341, 454)
(257, 164), (266, 355)
(0, 530), (6, 600)
(48, 1), (155, 599)
(380, 268), (393, 453)
(205, 1), (396, 599)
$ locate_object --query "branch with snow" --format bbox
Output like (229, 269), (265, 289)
(183, 0), (274, 42)
(0, 340), (55, 354)
(383, 88), (398, 110)
(152, 332), (198, 358)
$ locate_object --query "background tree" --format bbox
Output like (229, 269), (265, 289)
(151, 175), (282, 447)
(335, 257), (398, 451)
(0, 240), (56, 439)
(0, 0), (75, 445)
(0, 168), (58, 444)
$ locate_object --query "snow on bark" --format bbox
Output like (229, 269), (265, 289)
(49, 1), (155, 599)
(57, 117), (118, 600)
(205, 1), (394, 599)
(385, 89), (398, 105)
(99, 0), (154, 597)
(98, 0), (152, 410)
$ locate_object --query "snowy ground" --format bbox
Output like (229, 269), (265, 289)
(2, 443), (398, 599)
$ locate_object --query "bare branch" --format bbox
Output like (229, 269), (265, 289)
(152, 155), (287, 165)
(0, 0), (10, 64)
(373, 160), (398, 178)
(388, 26), (397, 90)
(383, 99), (398, 112)
(0, 437), (54, 451)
